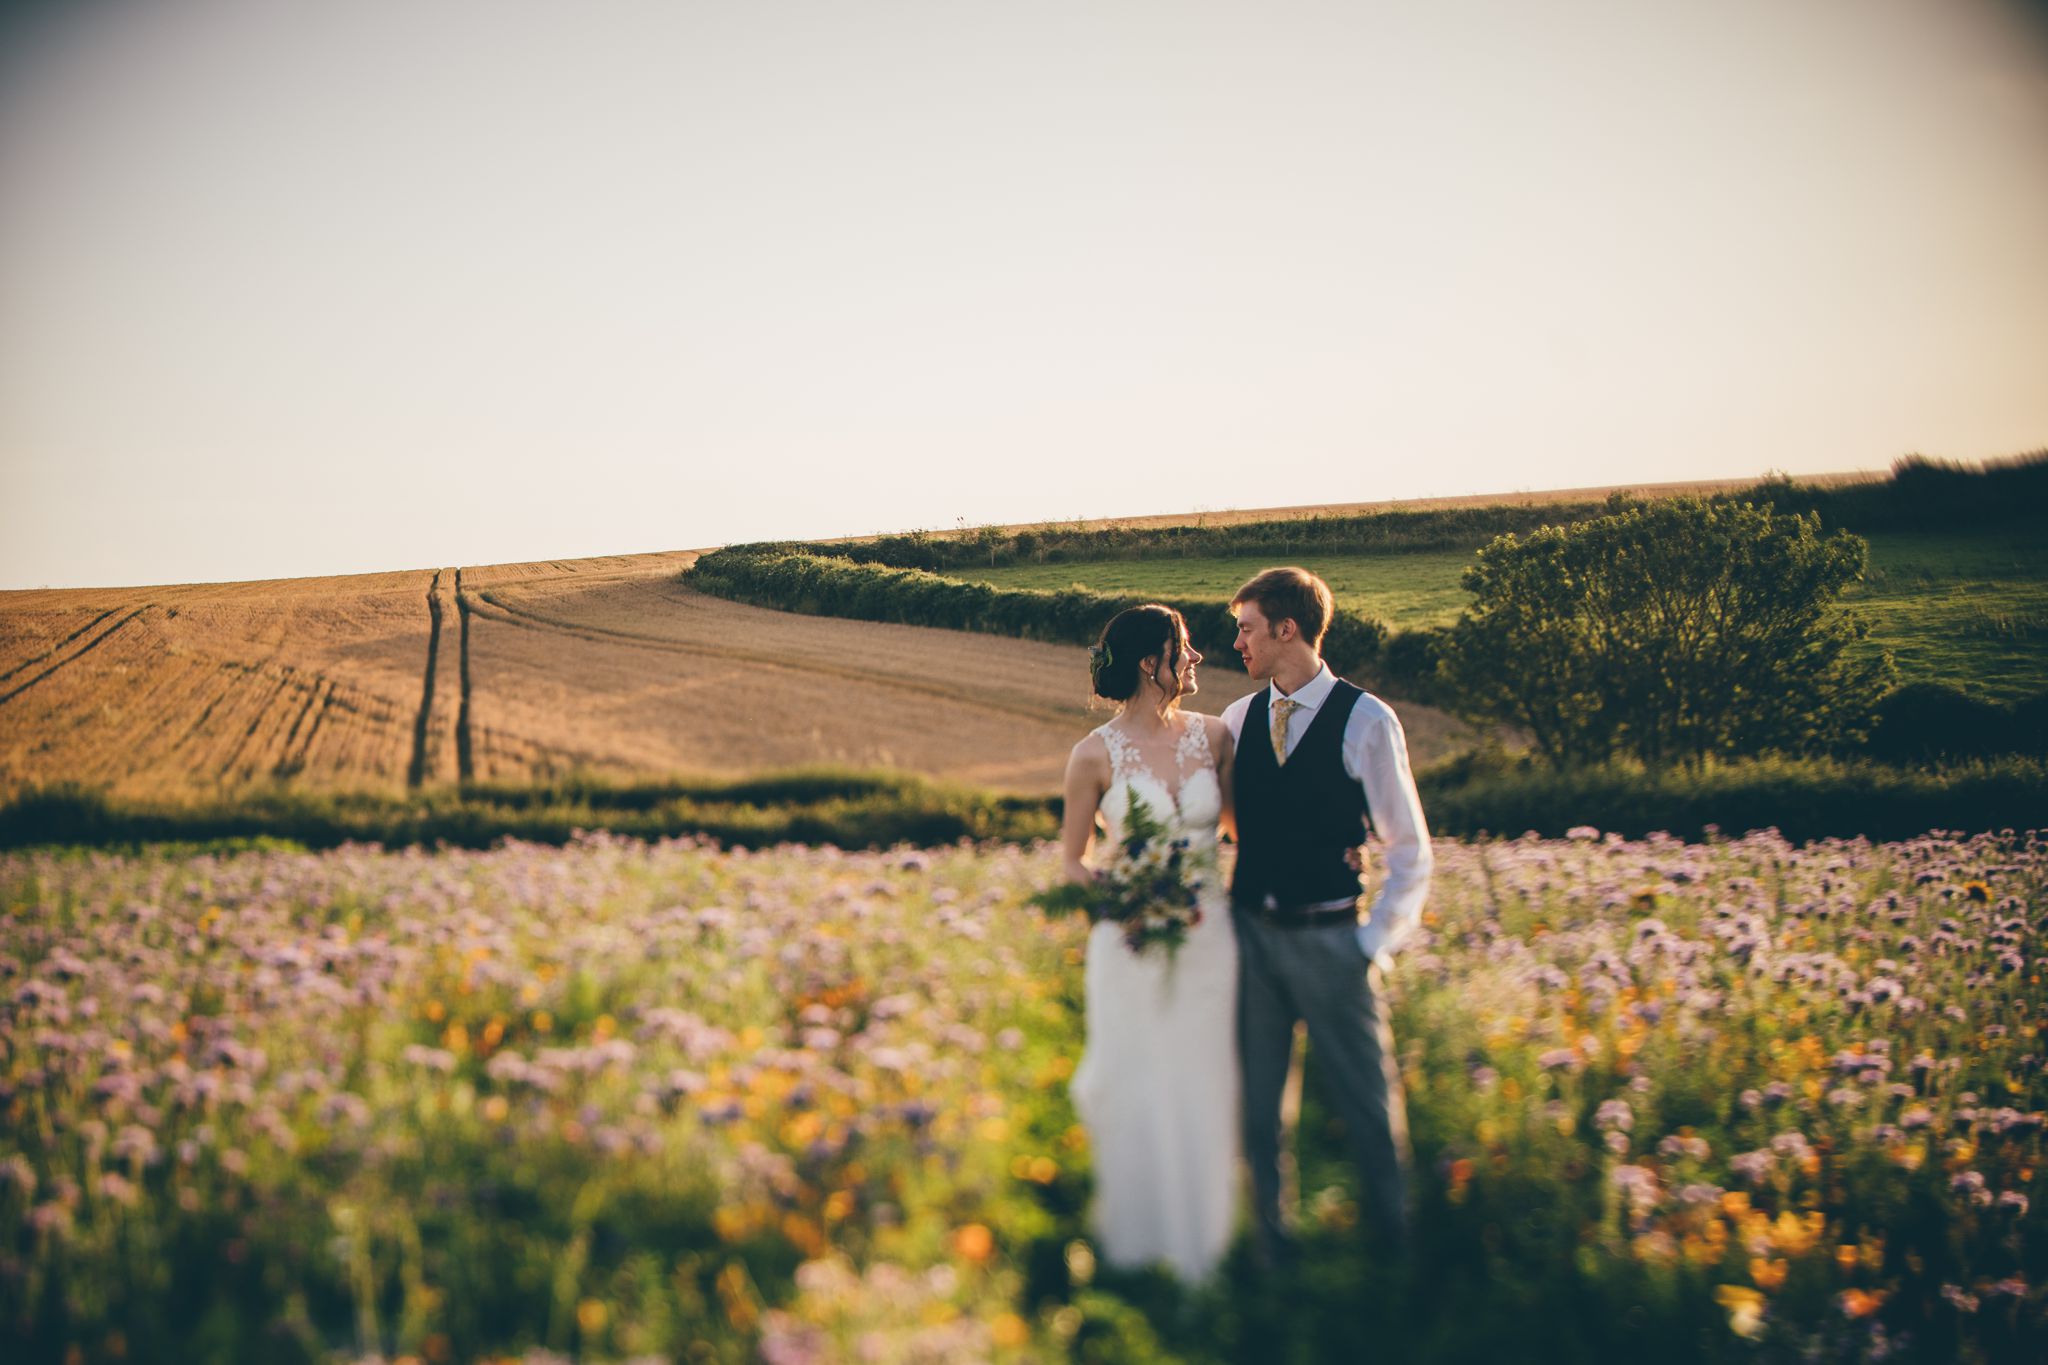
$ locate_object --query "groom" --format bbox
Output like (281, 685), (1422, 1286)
(1221, 566), (1434, 1265)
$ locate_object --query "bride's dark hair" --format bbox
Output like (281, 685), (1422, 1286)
(1090, 605), (1189, 702)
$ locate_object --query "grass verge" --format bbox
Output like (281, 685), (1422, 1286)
(0, 770), (1060, 854)
(4, 758), (2042, 853)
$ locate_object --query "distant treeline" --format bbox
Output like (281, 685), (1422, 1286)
(818, 453), (2048, 572)
(3, 757), (2041, 853)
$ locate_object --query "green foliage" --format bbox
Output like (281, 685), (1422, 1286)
(1027, 794), (1210, 959)
(829, 452), (2046, 572)
(687, 545), (1388, 678)
(1438, 498), (1896, 768)
(0, 770), (1059, 853)
(6, 757), (2043, 853)
(925, 531), (2048, 706)
(1865, 683), (2048, 763)
(966, 549), (1480, 631)
(1420, 752), (2047, 844)
(1847, 530), (2048, 703)
(694, 469), (2048, 711)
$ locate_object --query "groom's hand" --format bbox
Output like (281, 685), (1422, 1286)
(1343, 845), (1368, 873)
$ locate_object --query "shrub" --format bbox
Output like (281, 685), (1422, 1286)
(1864, 682), (2014, 762)
(1437, 498), (1895, 768)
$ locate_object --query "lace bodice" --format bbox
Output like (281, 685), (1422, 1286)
(1094, 713), (1223, 854)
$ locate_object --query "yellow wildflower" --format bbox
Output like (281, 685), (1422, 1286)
(1715, 1285), (1767, 1340)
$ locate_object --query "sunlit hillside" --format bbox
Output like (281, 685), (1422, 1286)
(1, 474), (1902, 802)
(0, 553), (1148, 798)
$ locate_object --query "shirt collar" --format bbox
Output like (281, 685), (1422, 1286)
(1270, 663), (1337, 712)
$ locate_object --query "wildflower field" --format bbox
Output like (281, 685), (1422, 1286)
(1, 827), (2042, 1364)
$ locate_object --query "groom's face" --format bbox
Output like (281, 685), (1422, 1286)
(1233, 601), (1288, 680)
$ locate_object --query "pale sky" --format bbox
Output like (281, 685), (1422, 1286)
(2, 0), (2045, 590)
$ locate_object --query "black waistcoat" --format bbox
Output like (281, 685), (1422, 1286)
(1231, 680), (1370, 909)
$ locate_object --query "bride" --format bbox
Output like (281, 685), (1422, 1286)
(1059, 604), (1239, 1284)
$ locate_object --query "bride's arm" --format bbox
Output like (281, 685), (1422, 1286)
(1209, 715), (1238, 842)
(1060, 736), (1110, 883)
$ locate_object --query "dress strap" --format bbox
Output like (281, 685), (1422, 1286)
(1096, 721), (1142, 785)
(1175, 713), (1215, 777)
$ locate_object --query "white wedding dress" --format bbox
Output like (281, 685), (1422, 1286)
(1069, 714), (1241, 1284)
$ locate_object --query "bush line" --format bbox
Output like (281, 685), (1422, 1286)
(0, 770), (1058, 854)
(4, 758), (2040, 854)
(1423, 753), (2048, 845)
(686, 544), (1398, 683)
(809, 454), (2047, 573)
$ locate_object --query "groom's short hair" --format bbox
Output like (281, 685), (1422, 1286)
(1232, 567), (1334, 647)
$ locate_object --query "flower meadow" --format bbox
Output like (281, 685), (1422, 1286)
(0, 827), (2042, 1364)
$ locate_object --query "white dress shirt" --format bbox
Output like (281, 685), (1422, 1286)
(1220, 664), (1435, 967)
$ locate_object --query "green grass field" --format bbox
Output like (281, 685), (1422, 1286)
(966, 550), (1480, 631)
(965, 531), (2048, 702)
(1849, 532), (2048, 703)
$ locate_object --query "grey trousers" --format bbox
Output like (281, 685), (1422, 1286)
(1234, 912), (1412, 1254)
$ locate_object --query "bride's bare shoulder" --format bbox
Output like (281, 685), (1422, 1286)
(1199, 713), (1234, 755)
(1068, 728), (1111, 765)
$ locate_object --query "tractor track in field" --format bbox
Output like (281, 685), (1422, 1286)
(454, 569), (475, 783)
(216, 671), (297, 780)
(407, 570), (445, 788)
(0, 608), (122, 686)
(465, 588), (1083, 729)
(168, 655), (403, 764)
(274, 676), (333, 778)
(0, 605), (153, 709)
(288, 679), (335, 773)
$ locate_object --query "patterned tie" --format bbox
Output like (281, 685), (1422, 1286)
(1270, 697), (1300, 766)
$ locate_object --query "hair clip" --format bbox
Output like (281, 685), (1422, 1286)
(1088, 642), (1114, 679)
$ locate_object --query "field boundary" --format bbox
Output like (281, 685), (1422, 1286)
(684, 546), (1400, 688)
(798, 454), (2047, 574)
(1, 756), (2039, 852)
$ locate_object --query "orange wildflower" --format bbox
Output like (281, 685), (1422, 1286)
(954, 1223), (995, 1263)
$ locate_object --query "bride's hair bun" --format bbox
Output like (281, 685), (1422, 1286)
(1091, 604), (1187, 701)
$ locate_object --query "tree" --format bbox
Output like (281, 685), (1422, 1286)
(1437, 498), (1894, 768)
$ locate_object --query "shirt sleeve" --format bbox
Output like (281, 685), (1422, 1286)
(1347, 701), (1434, 966)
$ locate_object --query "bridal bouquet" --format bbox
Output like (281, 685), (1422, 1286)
(1032, 794), (1212, 959)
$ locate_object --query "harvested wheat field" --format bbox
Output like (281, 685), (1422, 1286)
(0, 551), (1484, 800)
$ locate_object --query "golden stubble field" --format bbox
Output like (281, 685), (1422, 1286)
(0, 551), (1484, 800)
(7, 469), (1879, 802)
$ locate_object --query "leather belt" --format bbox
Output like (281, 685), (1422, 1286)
(1237, 898), (1360, 928)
